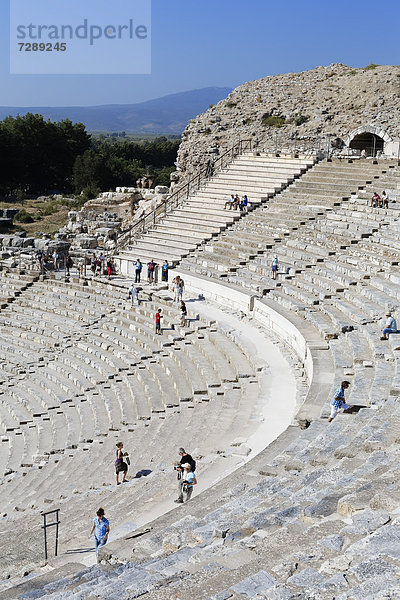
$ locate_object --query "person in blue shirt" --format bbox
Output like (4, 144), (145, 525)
(134, 259), (142, 283)
(328, 381), (350, 422)
(381, 312), (397, 340)
(162, 260), (169, 282)
(175, 463), (197, 503)
(89, 508), (110, 555)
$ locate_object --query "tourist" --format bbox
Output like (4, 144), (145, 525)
(155, 308), (162, 335)
(89, 508), (110, 556)
(134, 258), (142, 283)
(180, 300), (187, 326)
(271, 256), (279, 280)
(115, 441), (129, 485)
(224, 194), (235, 210)
(239, 195), (248, 212)
(128, 283), (139, 306)
(381, 190), (389, 209)
(175, 447), (196, 474)
(172, 275), (181, 302)
(370, 192), (380, 208)
(162, 260), (169, 282)
(381, 312), (397, 340)
(234, 194), (240, 210)
(328, 381), (351, 422)
(147, 259), (157, 283)
(66, 254), (73, 277)
(174, 463), (197, 504)
(90, 254), (96, 275)
(96, 257), (102, 276)
(178, 277), (184, 301)
(106, 259), (112, 280)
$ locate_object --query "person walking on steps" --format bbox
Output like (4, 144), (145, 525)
(175, 463), (197, 503)
(155, 308), (163, 335)
(328, 381), (351, 422)
(128, 283), (140, 306)
(271, 256), (279, 280)
(175, 447), (196, 476)
(134, 258), (142, 283)
(89, 508), (110, 557)
(115, 441), (129, 484)
(381, 312), (397, 340)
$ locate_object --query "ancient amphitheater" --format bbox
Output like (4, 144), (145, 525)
(2, 66), (400, 600)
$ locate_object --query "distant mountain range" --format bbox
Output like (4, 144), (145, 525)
(0, 87), (232, 133)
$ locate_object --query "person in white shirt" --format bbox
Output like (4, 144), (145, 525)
(381, 312), (397, 340)
(128, 284), (139, 306)
(175, 463), (197, 503)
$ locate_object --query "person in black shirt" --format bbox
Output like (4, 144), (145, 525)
(176, 447), (195, 476)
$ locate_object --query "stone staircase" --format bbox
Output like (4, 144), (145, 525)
(180, 158), (398, 280)
(114, 153), (315, 275)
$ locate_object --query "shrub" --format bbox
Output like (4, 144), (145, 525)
(294, 114), (309, 126)
(262, 113), (286, 128)
(256, 95), (262, 103)
(14, 209), (34, 223)
(364, 63), (379, 70)
(226, 101), (237, 108)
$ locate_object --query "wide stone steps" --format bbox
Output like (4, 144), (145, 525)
(115, 154), (315, 275)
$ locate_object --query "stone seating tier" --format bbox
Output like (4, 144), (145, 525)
(115, 154), (316, 274)
(10, 397), (400, 600)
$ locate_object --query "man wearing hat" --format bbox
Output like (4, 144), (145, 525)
(175, 463), (197, 503)
(381, 312), (397, 340)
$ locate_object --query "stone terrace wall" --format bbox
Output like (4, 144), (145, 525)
(177, 63), (400, 178)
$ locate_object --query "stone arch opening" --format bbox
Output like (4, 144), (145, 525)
(349, 132), (384, 156)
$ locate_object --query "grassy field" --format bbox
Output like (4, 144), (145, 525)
(0, 196), (84, 237)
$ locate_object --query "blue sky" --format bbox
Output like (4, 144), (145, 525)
(1, 0), (399, 106)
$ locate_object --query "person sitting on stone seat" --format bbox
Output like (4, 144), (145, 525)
(381, 191), (389, 209)
(239, 195), (248, 212)
(381, 312), (397, 340)
(370, 192), (380, 208)
(224, 194), (235, 210)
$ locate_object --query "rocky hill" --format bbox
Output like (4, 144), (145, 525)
(176, 63), (400, 178)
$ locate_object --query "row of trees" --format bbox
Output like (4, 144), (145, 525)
(0, 113), (180, 198)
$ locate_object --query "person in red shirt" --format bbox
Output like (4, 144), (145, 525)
(155, 308), (162, 335)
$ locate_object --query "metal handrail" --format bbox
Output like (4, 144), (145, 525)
(114, 138), (253, 253)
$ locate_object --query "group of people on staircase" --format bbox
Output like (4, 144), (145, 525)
(224, 194), (249, 211)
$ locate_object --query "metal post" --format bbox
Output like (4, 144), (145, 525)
(43, 513), (48, 560)
(372, 134), (376, 157)
(42, 509), (60, 560)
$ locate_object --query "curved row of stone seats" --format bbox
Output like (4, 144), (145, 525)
(180, 159), (394, 280)
(179, 163), (400, 420)
(11, 397), (400, 600)
(0, 278), (260, 483)
(0, 270), (37, 303)
(0, 360), (261, 581)
(115, 154), (315, 272)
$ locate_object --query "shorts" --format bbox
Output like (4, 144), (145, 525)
(271, 266), (277, 272)
(115, 461), (128, 474)
(156, 323), (161, 331)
